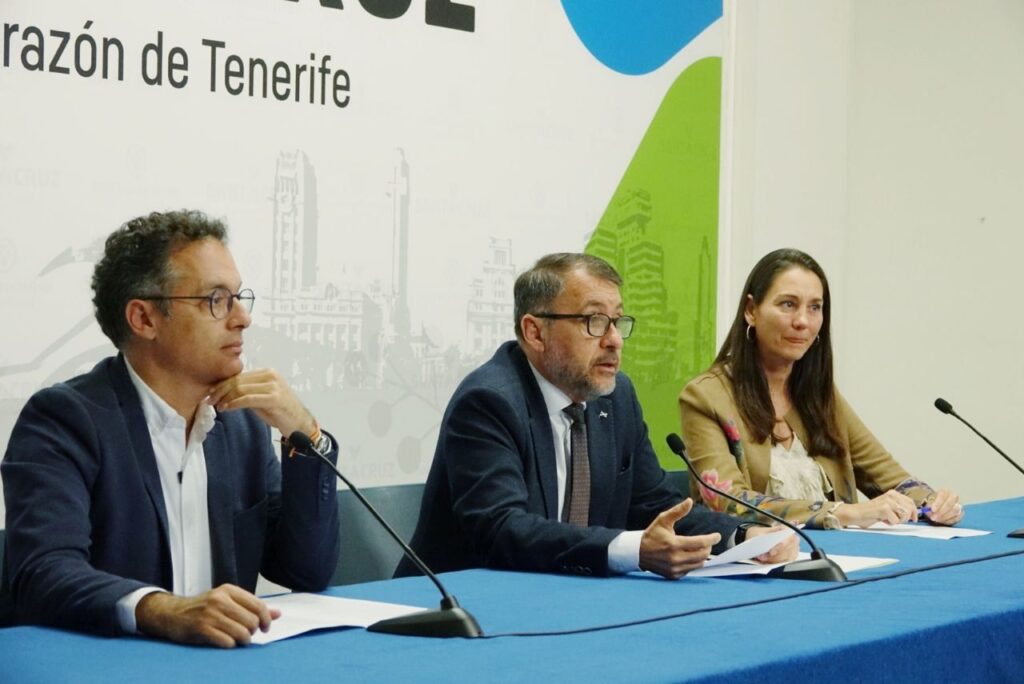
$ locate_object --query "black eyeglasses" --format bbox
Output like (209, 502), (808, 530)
(137, 287), (255, 320)
(532, 312), (635, 339)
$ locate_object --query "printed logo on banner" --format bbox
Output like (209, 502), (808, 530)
(280, 0), (475, 33)
(562, 1), (724, 468)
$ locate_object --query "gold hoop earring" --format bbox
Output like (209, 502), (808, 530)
(746, 325), (755, 342)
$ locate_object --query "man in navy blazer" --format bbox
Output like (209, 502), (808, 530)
(1, 210), (339, 647)
(398, 253), (796, 579)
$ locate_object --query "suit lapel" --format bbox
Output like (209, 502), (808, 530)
(110, 355), (170, 549)
(528, 409), (559, 520)
(744, 436), (772, 494)
(584, 398), (615, 526)
(510, 344), (559, 520)
(203, 421), (238, 586)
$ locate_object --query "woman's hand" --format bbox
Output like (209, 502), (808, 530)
(834, 489), (919, 528)
(921, 488), (964, 526)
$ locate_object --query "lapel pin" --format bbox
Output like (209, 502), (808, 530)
(599, 411), (608, 419)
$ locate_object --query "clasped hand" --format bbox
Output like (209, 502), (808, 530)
(836, 488), (963, 528)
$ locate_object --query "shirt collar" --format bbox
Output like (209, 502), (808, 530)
(124, 357), (216, 444)
(528, 360), (586, 419)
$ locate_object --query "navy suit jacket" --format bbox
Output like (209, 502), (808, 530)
(396, 341), (739, 578)
(0, 355), (340, 635)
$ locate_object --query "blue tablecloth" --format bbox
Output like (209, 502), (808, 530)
(2, 498), (1023, 683)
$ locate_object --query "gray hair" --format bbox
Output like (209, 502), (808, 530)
(513, 253), (622, 339)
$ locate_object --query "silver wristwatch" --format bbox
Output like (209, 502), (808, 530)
(312, 431), (333, 456)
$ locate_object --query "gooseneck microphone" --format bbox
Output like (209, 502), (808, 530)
(665, 433), (847, 582)
(933, 398), (1024, 538)
(934, 398), (1024, 477)
(288, 431), (483, 637)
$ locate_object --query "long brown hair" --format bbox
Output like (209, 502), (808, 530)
(713, 249), (843, 458)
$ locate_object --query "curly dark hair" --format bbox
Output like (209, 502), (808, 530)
(513, 253), (622, 340)
(713, 248), (843, 459)
(91, 210), (228, 349)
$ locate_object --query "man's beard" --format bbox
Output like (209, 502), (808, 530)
(546, 350), (617, 402)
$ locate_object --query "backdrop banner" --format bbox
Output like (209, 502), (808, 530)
(0, 0), (723, 521)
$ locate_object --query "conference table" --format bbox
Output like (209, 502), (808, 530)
(2, 498), (1022, 682)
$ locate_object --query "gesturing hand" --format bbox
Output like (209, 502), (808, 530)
(136, 584), (281, 648)
(639, 499), (721, 579)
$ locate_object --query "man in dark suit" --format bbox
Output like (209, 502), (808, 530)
(1, 210), (339, 647)
(398, 253), (795, 579)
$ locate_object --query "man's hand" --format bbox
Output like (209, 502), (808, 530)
(207, 368), (316, 437)
(136, 584), (280, 648)
(639, 499), (721, 579)
(745, 525), (799, 564)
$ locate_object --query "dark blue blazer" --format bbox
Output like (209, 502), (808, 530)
(397, 341), (739, 578)
(0, 355), (340, 635)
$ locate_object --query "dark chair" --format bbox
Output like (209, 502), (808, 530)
(663, 469), (691, 500)
(331, 483), (424, 586)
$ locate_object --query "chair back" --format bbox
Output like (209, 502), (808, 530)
(332, 483), (424, 585)
(663, 469), (691, 500)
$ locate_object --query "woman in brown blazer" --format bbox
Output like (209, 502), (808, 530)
(679, 249), (963, 529)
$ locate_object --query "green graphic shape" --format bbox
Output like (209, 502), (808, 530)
(587, 57), (721, 471)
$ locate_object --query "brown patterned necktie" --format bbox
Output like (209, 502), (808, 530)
(562, 403), (591, 526)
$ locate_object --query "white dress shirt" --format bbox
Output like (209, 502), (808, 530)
(527, 363), (642, 574)
(116, 359), (216, 632)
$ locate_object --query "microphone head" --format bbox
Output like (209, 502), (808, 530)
(665, 433), (686, 456)
(934, 398), (954, 415)
(288, 430), (315, 452)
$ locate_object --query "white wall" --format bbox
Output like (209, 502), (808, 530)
(724, 0), (1024, 504)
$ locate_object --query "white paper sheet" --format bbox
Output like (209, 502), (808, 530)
(838, 522), (991, 540)
(250, 593), (426, 645)
(688, 552), (897, 578)
(702, 528), (796, 567)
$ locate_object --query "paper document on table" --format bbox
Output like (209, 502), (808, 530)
(251, 593), (426, 645)
(701, 528), (795, 567)
(838, 523), (991, 540)
(689, 552), (897, 578)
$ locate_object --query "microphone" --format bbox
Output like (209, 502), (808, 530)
(288, 431), (483, 637)
(665, 433), (847, 582)
(933, 398), (1024, 538)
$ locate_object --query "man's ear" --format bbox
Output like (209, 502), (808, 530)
(519, 315), (546, 354)
(125, 299), (160, 341)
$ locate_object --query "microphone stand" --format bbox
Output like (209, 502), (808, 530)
(289, 432), (483, 637)
(666, 434), (847, 582)
(934, 398), (1024, 538)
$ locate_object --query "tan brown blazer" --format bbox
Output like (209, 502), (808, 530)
(679, 368), (935, 528)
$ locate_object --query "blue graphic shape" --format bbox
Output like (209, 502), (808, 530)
(561, 0), (722, 75)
